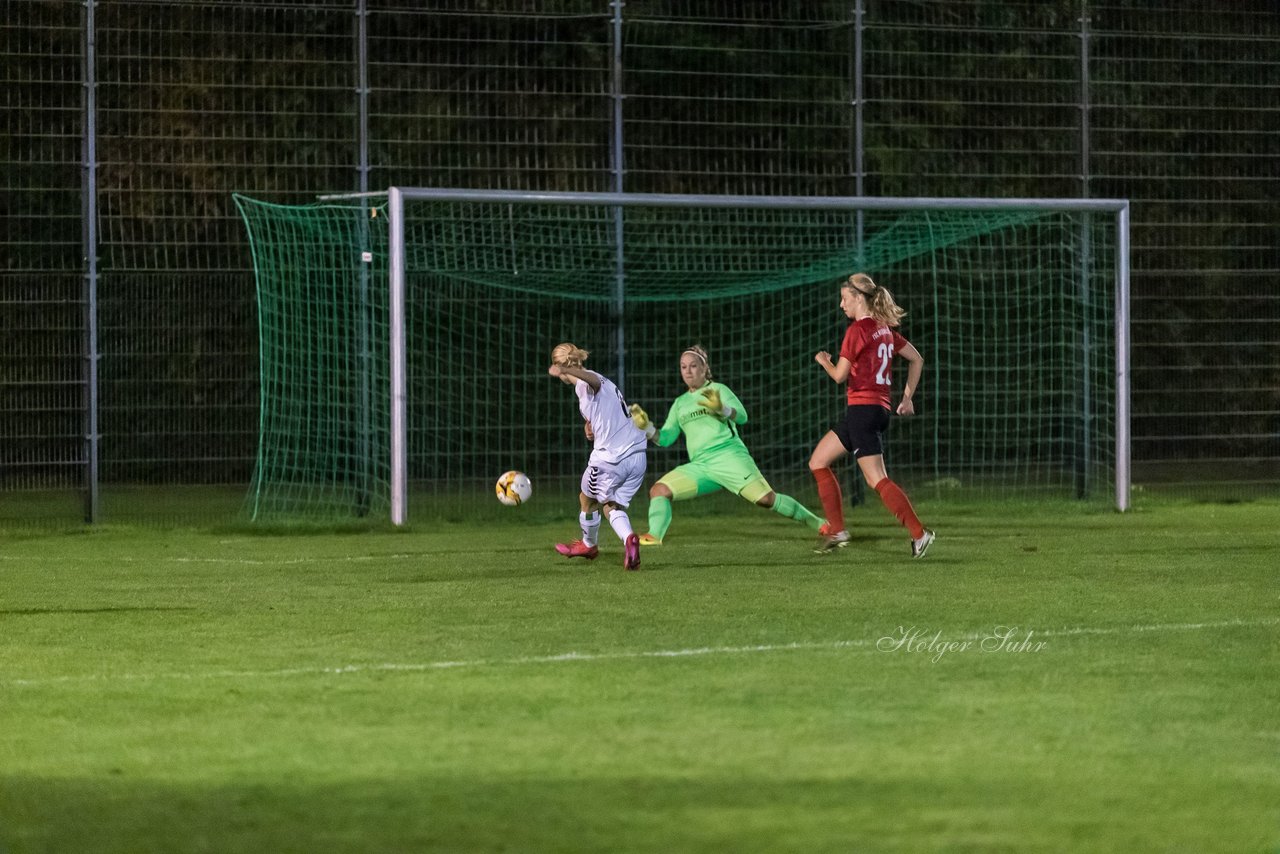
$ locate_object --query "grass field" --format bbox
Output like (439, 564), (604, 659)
(1, 495), (1277, 853)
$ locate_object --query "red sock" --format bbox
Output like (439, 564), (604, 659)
(812, 467), (844, 532)
(874, 478), (925, 539)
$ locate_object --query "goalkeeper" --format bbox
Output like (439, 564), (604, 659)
(629, 344), (825, 545)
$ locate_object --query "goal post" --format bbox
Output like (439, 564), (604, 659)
(236, 189), (1130, 525)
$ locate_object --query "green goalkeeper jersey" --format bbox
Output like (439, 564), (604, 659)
(654, 382), (749, 460)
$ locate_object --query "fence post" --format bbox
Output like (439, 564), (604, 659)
(849, 0), (869, 508)
(610, 0), (626, 389)
(81, 0), (100, 524)
(356, 0), (369, 196)
(1077, 0), (1093, 499)
(355, 0), (373, 515)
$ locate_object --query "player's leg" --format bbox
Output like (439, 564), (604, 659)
(555, 487), (601, 559)
(714, 451), (823, 532)
(857, 454), (932, 555)
(578, 490), (602, 546)
(642, 462), (719, 545)
(642, 480), (674, 545)
(857, 452), (926, 538)
(854, 407), (933, 557)
(601, 498), (638, 567)
(809, 429), (850, 543)
(755, 489), (824, 530)
(599, 456), (643, 543)
(601, 453), (646, 569)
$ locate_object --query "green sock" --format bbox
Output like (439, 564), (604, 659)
(647, 495), (673, 540)
(773, 493), (824, 530)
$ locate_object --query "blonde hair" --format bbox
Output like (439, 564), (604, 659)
(681, 344), (713, 380)
(844, 273), (906, 327)
(550, 342), (589, 368)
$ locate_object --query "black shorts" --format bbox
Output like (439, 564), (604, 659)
(833, 404), (891, 459)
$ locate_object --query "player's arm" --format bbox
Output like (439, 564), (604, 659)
(547, 364), (601, 393)
(896, 340), (924, 417)
(629, 403), (657, 442)
(815, 350), (852, 384)
(718, 384), (747, 424)
(699, 383), (747, 424)
(629, 401), (679, 446)
(650, 401), (683, 447)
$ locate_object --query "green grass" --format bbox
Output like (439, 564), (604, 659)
(1, 496), (1277, 853)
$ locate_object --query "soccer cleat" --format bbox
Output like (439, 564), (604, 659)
(813, 526), (851, 554)
(637, 533), (663, 547)
(555, 540), (599, 560)
(623, 533), (641, 570)
(911, 529), (936, 559)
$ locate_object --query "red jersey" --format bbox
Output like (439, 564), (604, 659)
(839, 317), (909, 408)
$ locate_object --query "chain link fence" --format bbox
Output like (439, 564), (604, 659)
(3, 0), (1277, 524)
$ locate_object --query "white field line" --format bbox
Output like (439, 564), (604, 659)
(7, 617), (1276, 688)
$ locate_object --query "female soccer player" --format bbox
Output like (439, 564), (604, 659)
(548, 342), (646, 570)
(629, 345), (825, 545)
(809, 273), (935, 557)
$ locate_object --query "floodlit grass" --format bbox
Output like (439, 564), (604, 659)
(1, 497), (1277, 852)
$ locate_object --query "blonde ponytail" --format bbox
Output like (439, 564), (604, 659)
(550, 342), (589, 368)
(845, 273), (906, 327)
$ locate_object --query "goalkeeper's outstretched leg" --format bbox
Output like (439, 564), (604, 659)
(765, 493), (822, 527)
(641, 467), (824, 546)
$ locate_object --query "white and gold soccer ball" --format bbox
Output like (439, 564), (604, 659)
(495, 470), (532, 507)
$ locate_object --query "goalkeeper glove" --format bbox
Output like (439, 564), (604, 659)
(629, 403), (657, 439)
(698, 387), (735, 421)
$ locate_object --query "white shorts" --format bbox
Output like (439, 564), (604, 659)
(580, 451), (647, 508)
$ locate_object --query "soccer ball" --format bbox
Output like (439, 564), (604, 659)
(495, 470), (532, 507)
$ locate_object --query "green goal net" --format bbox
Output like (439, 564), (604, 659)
(235, 191), (1127, 523)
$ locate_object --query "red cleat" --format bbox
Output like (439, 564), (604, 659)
(555, 540), (599, 560)
(623, 533), (641, 571)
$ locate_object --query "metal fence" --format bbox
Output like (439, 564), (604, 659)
(3, 0), (1277, 524)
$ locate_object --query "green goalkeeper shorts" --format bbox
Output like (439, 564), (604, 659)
(656, 445), (773, 504)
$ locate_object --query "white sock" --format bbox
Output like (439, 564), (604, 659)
(580, 511), (601, 547)
(607, 509), (634, 541)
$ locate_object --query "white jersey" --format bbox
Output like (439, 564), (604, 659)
(575, 371), (648, 466)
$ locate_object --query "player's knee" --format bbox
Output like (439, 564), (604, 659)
(649, 482), (672, 500)
(755, 491), (776, 509)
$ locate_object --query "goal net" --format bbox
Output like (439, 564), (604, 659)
(234, 190), (1129, 523)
